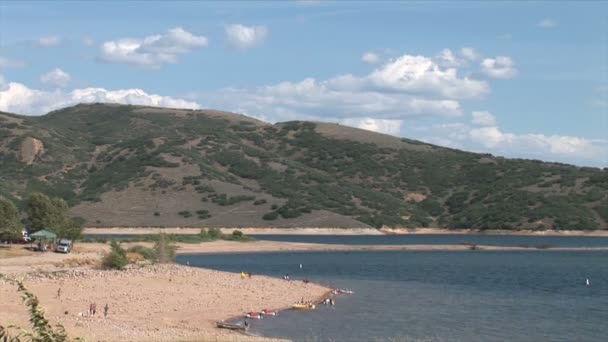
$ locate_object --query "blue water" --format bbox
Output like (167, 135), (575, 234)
(253, 234), (608, 248)
(84, 233), (608, 247)
(178, 250), (608, 342)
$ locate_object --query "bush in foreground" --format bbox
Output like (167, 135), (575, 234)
(0, 280), (80, 341)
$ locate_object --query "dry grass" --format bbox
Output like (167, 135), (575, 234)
(0, 246), (32, 259)
(53, 257), (99, 267)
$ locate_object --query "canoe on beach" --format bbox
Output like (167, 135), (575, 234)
(216, 321), (249, 331)
(292, 303), (316, 310)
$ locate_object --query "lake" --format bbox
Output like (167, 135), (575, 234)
(84, 233), (608, 248)
(178, 250), (608, 342)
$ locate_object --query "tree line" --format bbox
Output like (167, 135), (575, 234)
(0, 192), (83, 242)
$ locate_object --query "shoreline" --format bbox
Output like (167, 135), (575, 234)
(0, 262), (328, 341)
(171, 241), (608, 255)
(83, 227), (608, 237)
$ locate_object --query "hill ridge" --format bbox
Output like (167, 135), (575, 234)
(1, 103), (607, 230)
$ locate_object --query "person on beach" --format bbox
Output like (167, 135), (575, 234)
(56, 288), (61, 300)
(104, 304), (109, 318)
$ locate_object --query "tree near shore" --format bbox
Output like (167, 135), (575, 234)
(0, 198), (22, 243)
(27, 193), (83, 241)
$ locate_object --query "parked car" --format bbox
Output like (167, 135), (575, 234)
(20, 230), (32, 243)
(55, 239), (72, 253)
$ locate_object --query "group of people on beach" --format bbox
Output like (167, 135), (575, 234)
(79, 303), (109, 318)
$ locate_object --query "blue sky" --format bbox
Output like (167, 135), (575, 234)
(0, 1), (606, 167)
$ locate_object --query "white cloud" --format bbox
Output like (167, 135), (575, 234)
(0, 79), (199, 115)
(361, 52), (381, 64)
(0, 57), (25, 69)
(469, 126), (606, 162)
(481, 56), (517, 79)
(225, 24), (268, 49)
(341, 117), (402, 136)
(537, 19), (558, 28)
(200, 52), (489, 123)
(99, 27), (208, 68)
(40, 68), (71, 88)
(411, 122), (607, 167)
(436, 48), (460, 67)
(471, 111), (496, 126)
(37, 36), (61, 47)
(369, 55), (489, 99)
(460, 47), (478, 61)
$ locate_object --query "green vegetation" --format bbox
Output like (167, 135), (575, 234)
(0, 280), (81, 342)
(0, 198), (21, 242)
(26, 193), (83, 240)
(101, 241), (128, 270)
(209, 193), (255, 206)
(1, 104), (607, 230)
(126, 245), (157, 260)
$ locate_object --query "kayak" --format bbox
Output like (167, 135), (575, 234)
(261, 309), (278, 316)
(245, 312), (263, 319)
(216, 321), (249, 331)
(292, 303), (316, 310)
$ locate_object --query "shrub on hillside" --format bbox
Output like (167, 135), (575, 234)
(208, 228), (222, 239)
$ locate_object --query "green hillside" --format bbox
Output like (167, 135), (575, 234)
(1, 103), (607, 230)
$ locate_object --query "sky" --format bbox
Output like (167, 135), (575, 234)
(0, 0), (606, 167)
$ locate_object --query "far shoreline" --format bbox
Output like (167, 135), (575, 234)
(83, 227), (608, 237)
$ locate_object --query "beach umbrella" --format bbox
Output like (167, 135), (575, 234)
(29, 229), (57, 241)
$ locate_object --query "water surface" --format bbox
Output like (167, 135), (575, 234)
(178, 250), (608, 342)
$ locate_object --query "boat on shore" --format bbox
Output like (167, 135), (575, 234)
(292, 303), (316, 310)
(216, 321), (249, 331)
(245, 312), (263, 319)
(261, 309), (278, 316)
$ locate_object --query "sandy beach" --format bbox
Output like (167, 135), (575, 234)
(83, 227), (608, 237)
(0, 249), (328, 342)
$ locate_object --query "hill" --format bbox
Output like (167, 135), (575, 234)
(1, 103), (607, 230)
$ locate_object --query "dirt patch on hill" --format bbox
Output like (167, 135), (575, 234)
(20, 136), (44, 164)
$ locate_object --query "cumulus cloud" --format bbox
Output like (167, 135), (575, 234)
(481, 56), (517, 79)
(361, 52), (381, 64)
(37, 36), (61, 47)
(40, 68), (71, 88)
(369, 55), (489, 98)
(412, 121), (606, 167)
(200, 52), (490, 123)
(460, 47), (478, 61)
(537, 19), (558, 28)
(436, 48), (460, 67)
(225, 24), (268, 49)
(471, 111), (496, 126)
(469, 126), (606, 162)
(99, 27), (208, 68)
(0, 79), (199, 115)
(341, 118), (402, 136)
(0, 57), (25, 69)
